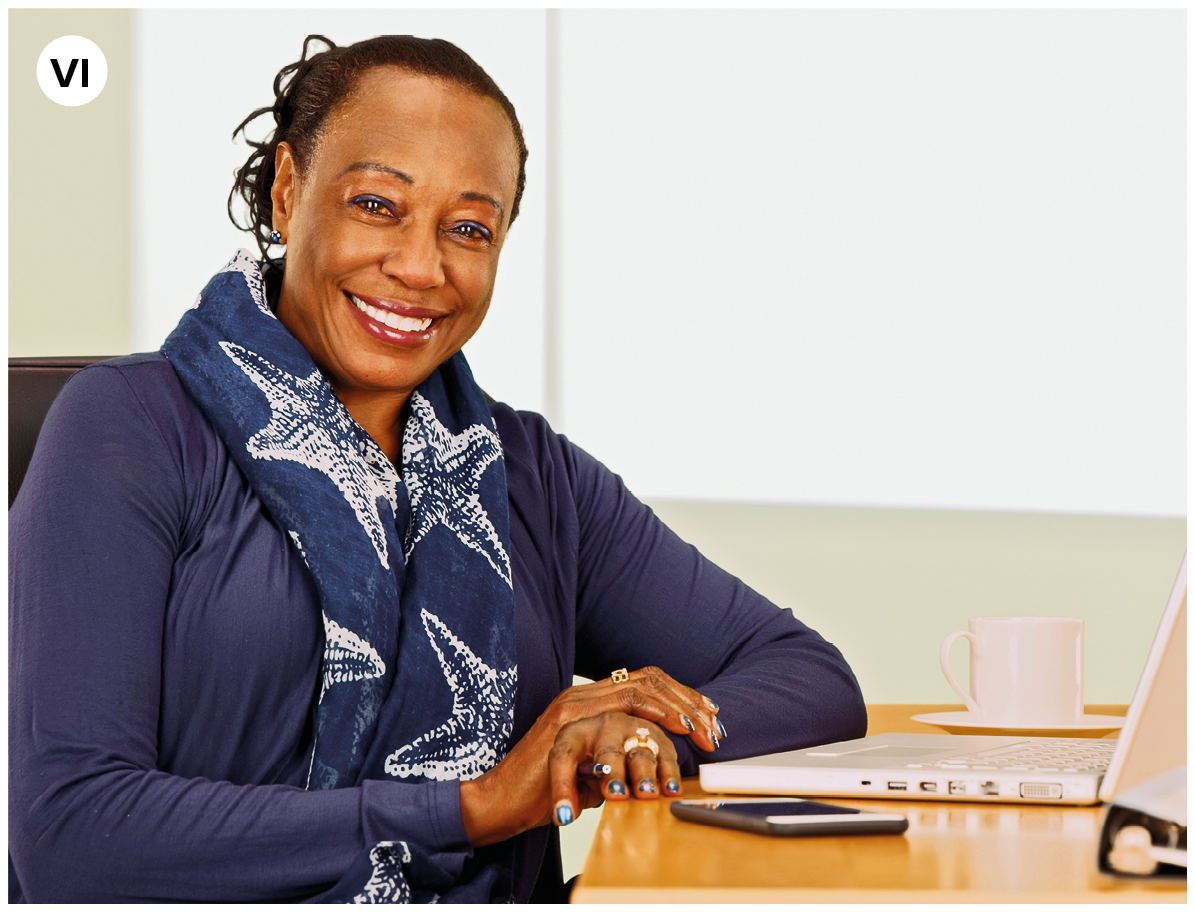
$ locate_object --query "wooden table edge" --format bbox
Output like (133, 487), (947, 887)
(570, 885), (1186, 904)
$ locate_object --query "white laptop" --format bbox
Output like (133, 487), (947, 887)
(700, 555), (1186, 806)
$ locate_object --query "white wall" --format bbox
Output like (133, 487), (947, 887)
(556, 9), (1185, 517)
(131, 9), (549, 413)
(131, 9), (1185, 517)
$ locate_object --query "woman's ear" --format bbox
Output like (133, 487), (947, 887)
(270, 142), (298, 242)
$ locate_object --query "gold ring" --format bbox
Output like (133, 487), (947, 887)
(622, 727), (660, 758)
(611, 668), (630, 684)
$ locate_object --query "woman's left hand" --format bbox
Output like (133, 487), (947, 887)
(546, 711), (682, 825)
(458, 666), (721, 845)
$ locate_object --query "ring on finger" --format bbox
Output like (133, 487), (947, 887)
(611, 667), (630, 684)
(623, 726), (660, 758)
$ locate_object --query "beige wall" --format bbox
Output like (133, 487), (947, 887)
(642, 500), (1185, 706)
(9, 8), (132, 357)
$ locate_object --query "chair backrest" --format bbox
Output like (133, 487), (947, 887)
(9, 357), (112, 508)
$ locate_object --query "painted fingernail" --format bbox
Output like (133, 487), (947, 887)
(555, 802), (574, 826)
(711, 732), (721, 750)
(638, 779), (657, 794)
(682, 715), (695, 732)
(705, 698), (719, 711)
(665, 779), (681, 794)
(608, 780), (626, 796)
(716, 717), (727, 738)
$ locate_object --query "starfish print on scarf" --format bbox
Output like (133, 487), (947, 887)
(351, 841), (413, 904)
(402, 391), (511, 587)
(384, 608), (517, 782)
(220, 342), (401, 569)
(193, 250), (271, 316)
(319, 613), (386, 704)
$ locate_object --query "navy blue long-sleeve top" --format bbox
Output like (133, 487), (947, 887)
(9, 353), (866, 902)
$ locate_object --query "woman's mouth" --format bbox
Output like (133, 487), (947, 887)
(348, 293), (435, 333)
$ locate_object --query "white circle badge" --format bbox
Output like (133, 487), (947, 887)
(37, 35), (107, 107)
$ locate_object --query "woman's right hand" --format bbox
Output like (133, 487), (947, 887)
(458, 666), (723, 846)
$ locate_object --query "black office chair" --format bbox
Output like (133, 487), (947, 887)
(9, 357), (113, 508)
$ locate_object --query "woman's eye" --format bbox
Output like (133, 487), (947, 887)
(451, 222), (492, 243)
(351, 196), (395, 217)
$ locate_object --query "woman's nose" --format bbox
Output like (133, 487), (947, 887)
(381, 228), (445, 290)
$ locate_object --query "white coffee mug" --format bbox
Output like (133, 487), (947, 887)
(939, 616), (1085, 726)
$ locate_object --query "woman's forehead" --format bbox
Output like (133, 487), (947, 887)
(312, 69), (518, 190)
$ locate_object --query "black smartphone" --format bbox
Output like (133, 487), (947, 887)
(670, 797), (908, 837)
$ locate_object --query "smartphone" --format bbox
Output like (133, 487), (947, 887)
(670, 797), (908, 837)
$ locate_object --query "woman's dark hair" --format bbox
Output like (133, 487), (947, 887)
(228, 34), (528, 263)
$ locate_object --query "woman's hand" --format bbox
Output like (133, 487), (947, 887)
(458, 666), (722, 846)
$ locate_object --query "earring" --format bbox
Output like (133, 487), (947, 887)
(269, 229), (282, 244)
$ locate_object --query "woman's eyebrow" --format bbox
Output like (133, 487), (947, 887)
(337, 161), (414, 183)
(460, 191), (504, 222)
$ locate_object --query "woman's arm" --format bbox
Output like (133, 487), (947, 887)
(8, 359), (471, 902)
(563, 428), (868, 772)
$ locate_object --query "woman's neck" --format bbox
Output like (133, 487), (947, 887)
(335, 387), (408, 464)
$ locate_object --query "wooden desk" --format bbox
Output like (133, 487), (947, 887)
(571, 704), (1185, 903)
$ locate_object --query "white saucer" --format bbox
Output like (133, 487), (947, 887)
(910, 711), (1125, 738)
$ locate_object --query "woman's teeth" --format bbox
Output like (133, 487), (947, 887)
(350, 295), (433, 332)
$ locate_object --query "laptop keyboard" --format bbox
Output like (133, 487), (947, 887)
(906, 739), (1117, 773)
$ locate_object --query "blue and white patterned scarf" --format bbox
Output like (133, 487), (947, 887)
(162, 251), (518, 902)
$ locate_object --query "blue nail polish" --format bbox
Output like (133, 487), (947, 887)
(716, 717), (727, 738)
(639, 779), (656, 794)
(556, 804), (573, 826)
(712, 732), (721, 750)
(707, 699), (720, 711)
(665, 779), (681, 794)
(608, 780), (626, 796)
(682, 715), (695, 732)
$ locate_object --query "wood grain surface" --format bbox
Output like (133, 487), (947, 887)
(571, 704), (1184, 903)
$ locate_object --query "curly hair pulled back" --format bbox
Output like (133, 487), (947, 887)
(228, 34), (528, 264)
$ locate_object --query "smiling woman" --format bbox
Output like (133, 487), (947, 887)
(9, 34), (866, 903)
(269, 67), (518, 460)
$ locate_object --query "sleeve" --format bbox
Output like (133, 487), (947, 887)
(8, 363), (472, 903)
(562, 435), (868, 774)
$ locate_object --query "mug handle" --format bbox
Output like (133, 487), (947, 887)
(939, 630), (981, 715)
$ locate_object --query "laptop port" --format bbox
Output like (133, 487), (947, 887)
(1020, 782), (1063, 799)
(860, 780), (871, 786)
(919, 782), (937, 793)
(980, 781), (999, 796)
(949, 781), (966, 795)
(887, 782), (908, 791)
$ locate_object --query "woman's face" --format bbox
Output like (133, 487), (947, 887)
(271, 67), (519, 408)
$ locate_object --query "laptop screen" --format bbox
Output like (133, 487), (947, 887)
(1098, 553), (1187, 801)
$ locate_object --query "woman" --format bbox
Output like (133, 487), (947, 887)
(9, 35), (866, 902)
